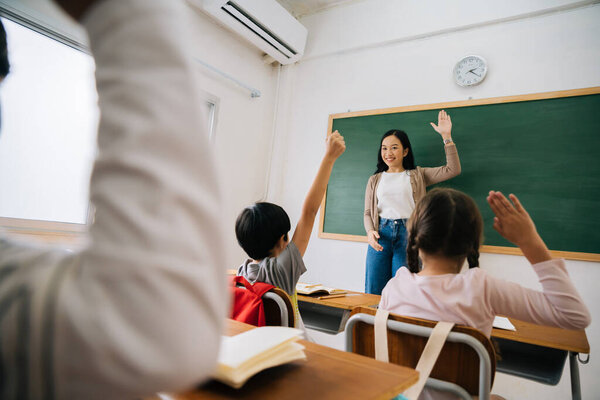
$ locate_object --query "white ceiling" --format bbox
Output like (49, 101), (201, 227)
(276, 0), (363, 18)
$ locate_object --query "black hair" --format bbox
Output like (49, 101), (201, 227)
(374, 129), (415, 174)
(406, 188), (483, 273)
(0, 20), (9, 79)
(235, 202), (291, 260)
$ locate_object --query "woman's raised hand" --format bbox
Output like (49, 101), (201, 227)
(367, 230), (383, 251)
(430, 110), (452, 140)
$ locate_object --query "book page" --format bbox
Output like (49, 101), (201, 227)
(296, 283), (346, 295)
(217, 327), (304, 368)
(493, 316), (516, 331)
(214, 326), (306, 388)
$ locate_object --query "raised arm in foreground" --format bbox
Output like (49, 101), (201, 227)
(0, 1), (227, 398)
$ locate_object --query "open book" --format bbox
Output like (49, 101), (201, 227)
(296, 283), (347, 296)
(213, 327), (306, 388)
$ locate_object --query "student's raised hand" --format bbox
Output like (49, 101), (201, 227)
(430, 110), (452, 140)
(487, 191), (537, 245)
(325, 130), (346, 160)
(367, 230), (383, 251)
(487, 191), (551, 264)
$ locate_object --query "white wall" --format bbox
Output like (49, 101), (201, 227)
(186, 8), (280, 268)
(270, 1), (600, 398)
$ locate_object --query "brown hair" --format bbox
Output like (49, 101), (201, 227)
(406, 188), (483, 273)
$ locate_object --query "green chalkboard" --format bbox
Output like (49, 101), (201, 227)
(320, 88), (600, 260)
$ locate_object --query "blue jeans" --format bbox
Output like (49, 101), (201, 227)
(365, 218), (408, 295)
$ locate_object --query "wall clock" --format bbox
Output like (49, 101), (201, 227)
(454, 55), (488, 87)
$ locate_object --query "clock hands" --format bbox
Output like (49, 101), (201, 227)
(467, 68), (481, 78)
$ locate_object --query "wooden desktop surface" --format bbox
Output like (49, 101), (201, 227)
(300, 292), (589, 354)
(160, 320), (419, 400)
(297, 291), (380, 310)
(491, 317), (589, 354)
(228, 269), (588, 354)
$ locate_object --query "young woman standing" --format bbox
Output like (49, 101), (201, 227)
(363, 110), (461, 294)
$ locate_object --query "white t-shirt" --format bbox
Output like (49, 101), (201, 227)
(376, 171), (415, 219)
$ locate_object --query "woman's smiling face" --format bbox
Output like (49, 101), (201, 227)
(381, 135), (409, 171)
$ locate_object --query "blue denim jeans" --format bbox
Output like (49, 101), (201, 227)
(365, 218), (408, 295)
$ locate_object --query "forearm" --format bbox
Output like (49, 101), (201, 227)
(364, 180), (375, 233)
(519, 236), (552, 265)
(444, 143), (460, 174)
(364, 214), (375, 234)
(301, 156), (336, 217)
(56, 0), (226, 397)
(422, 144), (461, 185)
(489, 260), (590, 330)
(293, 155), (336, 255)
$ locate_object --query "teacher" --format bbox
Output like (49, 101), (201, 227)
(363, 110), (461, 294)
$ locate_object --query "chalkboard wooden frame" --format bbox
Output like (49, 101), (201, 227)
(318, 87), (600, 262)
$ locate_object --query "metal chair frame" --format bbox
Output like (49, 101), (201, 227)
(345, 313), (493, 400)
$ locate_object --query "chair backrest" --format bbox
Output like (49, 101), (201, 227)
(263, 287), (295, 327)
(231, 277), (275, 326)
(346, 307), (496, 398)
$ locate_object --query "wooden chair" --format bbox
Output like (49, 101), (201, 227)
(345, 307), (496, 400)
(262, 287), (295, 327)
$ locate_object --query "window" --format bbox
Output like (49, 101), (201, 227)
(0, 18), (98, 224)
(0, 17), (219, 228)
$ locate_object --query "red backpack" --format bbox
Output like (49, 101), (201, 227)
(230, 276), (275, 327)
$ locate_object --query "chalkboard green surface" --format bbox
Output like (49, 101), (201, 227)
(320, 88), (600, 260)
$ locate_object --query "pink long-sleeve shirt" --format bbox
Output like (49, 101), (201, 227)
(380, 259), (590, 337)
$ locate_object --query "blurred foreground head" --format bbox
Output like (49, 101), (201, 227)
(0, 19), (9, 80)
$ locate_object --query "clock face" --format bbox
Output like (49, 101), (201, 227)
(454, 55), (487, 87)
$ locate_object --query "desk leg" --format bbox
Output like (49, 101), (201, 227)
(569, 352), (581, 400)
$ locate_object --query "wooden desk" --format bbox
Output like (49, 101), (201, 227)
(492, 317), (589, 354)
(297, 291), (380, 333)
(299, 293), (589, 399)
(158, 320), (418, 400)
(491, 318), (589, 400)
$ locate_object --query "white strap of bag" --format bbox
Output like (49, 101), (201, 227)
(374, 309), (390, 362)
(374, 308), (455, 400)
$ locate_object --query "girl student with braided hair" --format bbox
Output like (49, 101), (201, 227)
(379, 188), (590, 341)
(364, 110), (461, 294)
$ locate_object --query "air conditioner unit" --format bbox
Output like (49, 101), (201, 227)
(190, 0), (308, 65)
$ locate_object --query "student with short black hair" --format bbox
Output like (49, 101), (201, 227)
(236, 131), (346, 326)
(236, 202), (291, 261)
(0, 20), (9, 79)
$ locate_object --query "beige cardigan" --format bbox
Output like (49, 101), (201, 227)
(364, 143), (461, 233)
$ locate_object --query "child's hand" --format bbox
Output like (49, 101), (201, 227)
(430, 110), (452, 140)
(487, 191), (551, 264)
(326, 130), (346, 160)
(367, 230), (383, 251)
(487, 191), (538, 246)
